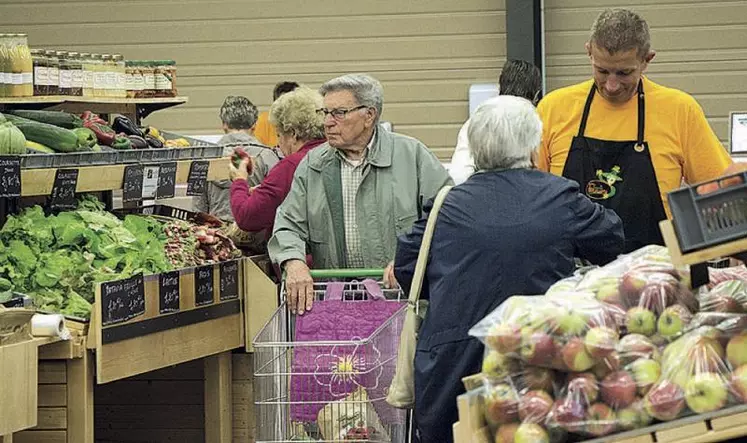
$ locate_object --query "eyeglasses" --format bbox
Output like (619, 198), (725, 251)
(316, 105), (367, 121)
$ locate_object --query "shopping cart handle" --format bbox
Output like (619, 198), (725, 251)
(309, 268), (385, 279)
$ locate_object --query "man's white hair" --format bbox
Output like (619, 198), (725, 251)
(468, 96), (542, 171)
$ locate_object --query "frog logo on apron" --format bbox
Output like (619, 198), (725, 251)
(586, 165), (623, 200)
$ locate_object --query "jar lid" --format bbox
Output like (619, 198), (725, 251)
(80, 52), (91, 57)
(55, 51), (68, 57)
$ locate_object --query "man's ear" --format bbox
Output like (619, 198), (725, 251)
(585, 41), (592, 58)
(641, 50), (656, 73)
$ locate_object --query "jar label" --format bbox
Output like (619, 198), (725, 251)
(143, 73), (155, 89)
(48, 67), (59, 86)
(72, 70), (84, 88)
(94, 72), (106, 89)
(59, 70), (73, 88)
(84, 70), (94, 89)
(106, 72), (117, 90)
(133, 73), (144, 91)
(116, 73), (126, 91)
(155, 73), (172, 90)
(34, 66), (49, 85)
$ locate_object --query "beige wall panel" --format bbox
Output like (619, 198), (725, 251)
(544, 0), (747, 147)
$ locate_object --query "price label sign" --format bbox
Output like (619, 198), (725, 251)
(219, 260), (239, 301)
(159, 270), (180, 314)
(142, 166), (160, 199)
(100, 274), (145, 326)
(186, 161), (209, 196)
(156, 162), (177, 199)
(0, 156), (21, 197)
(122, 164), (144, 203)
(194, 264), (214, 306)
(49, 168), (78, 210)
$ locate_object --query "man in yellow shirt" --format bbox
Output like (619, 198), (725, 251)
(538, 8), (732, 253)
(254, 81), (299, 147)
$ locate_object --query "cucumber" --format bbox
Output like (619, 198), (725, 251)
(26, 140), (55, 153)
(6, 110), (83, 129)
(2, 116), (82, 153)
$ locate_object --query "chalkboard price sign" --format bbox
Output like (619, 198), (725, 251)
(194, 265), (214, 306)
(49, 168), (79, 210)
(186, 161), (209, 196)
(0, 156), (21, 197)
(122, 164), (144, 203)
(159, 270), (180, 314)
(100, 274), (146, 326)
(219, 260), (240, 301)
(156, 162), (177, 199)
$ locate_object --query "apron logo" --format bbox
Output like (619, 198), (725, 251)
(586, 166), (623, 200)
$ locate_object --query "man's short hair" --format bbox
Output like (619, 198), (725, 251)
(590, 8), (651, 58)
(273, 81), (300, 101)
(499, 60), (542, 103)
(319, 74), (384, 123)
(220, 96), (258, 130)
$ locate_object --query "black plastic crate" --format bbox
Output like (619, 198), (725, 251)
(112, 204), (222, 226)
(668, 171), (747, 253)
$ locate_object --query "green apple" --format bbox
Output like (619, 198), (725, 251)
(486, 324), (522, 354)
(628, 358), (662, 395)
(727, 331), (747, 369)
(557, 308), (589, 336)
(596, 283), (623, 307)
(730, 364), (747, 403)
(482, 351), (518, 378)
(514, 423), (549, 443)
(626, 307), (657, 336)
(685, 372), (728, 414)
(669, 366), (692, 389)
(657, 305), (692, 340)
(617, 398), (652, 430)
(494, 423), (519, 443)
(584, 326), (619, 358)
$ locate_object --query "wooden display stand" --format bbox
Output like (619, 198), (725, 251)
(659, 219), (747, 267)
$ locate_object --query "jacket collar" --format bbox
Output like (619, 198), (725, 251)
(308, 127), (393, 171)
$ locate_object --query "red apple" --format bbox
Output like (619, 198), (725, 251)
(617, 334), (660, 365)
(494, 423), (519, 443)
(644, 380), (686, 421)
(518, 390), (554, 423)
(586, 402), (616, 437)
(487, 323), (523, 354)
(562, 337), (595, 372)
(730, 364), (747, 403)
(550, 397), (585, 433)
(639, 283), (673, 316)
(520, 331), (557, 366)
(592, 352), (621, 379)
(689, 336), (726, 373)
(620, 271), (648, 306)
(484, 383), (519, 425)
(566, 372), (599, 404)
(585, 326), (619, 358)
(601, 371), (637, 409)
(523, 366), (557, 392)
(596, 283), (623, 308)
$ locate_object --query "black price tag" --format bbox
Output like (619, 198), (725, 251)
(156, 162), (177, 199)
(158, 270), (180, 314)
(186, 161), (209, 196)
(194, 265), (214, 306)
(219, 260), (240, 301)
(0, 156), (21, 197)
(100, 274), (145, 326)
(49, 168), (78, 210)
(122, 164), (144, 203)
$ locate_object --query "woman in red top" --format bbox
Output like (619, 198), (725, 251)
(229, 86), (326, 233)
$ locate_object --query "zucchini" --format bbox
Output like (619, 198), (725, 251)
(6, 118), (82, 153)
(7, 110), (83, 129)
(26, 140), (55, 153)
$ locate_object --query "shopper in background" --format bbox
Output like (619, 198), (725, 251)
(269, 73), (452, 315)
(254, 81), (300, 147)
(230, 86), (326, 237)
(395, 96), (624, 443)
(449, 59), (542, 184)
(538, 8), (732, 253)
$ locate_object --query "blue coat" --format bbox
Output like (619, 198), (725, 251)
(394, 169), (624, 443)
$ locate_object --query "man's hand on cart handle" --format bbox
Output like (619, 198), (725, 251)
(384, 261), (399, 289)
(285, 259), (314, 315)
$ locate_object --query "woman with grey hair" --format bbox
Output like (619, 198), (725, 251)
(394, 96), (625, 443)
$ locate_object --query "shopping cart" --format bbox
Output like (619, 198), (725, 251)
(253, 269), (410, 442)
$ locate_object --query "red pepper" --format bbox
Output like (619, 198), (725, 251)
(80, 111), (108, 125)
(231, 147), (250, 168)
(83, 120), (116, 145)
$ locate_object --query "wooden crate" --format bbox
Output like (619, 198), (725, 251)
(0, 339), (39, 437)
(243, 257), (278, 353)
(89, 259), (246, 384)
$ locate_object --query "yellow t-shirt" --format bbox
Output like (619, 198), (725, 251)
(537, 77), (732, 217)
(254, 111), (277, 147)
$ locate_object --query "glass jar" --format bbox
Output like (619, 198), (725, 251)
(80, 52), (93, 97)
(154, 60), (177, 97)
(0, 34), (8, 98)
(9, 34), (33, 97)
(141, 60), (156, 98)
(57, 50), (72, 96)
(113, 54), (126, 98)
(100, 54), (113, 97)
(32, 48), (48, 96)
(45, 49), (59, 95)
(68, 51), (83, 96)
(91, 54), (104, 97)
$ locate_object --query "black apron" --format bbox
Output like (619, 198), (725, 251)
(561, 81), (667, 253)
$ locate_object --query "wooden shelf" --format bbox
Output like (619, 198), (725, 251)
(0, 96), (187, 105)
(0, 96), (188, 121)
(659, 219), (747, 266)
(20, 157), (229, 196)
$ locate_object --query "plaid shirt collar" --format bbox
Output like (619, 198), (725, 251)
(335, 128), (377, 165)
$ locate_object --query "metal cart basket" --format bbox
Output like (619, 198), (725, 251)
(253, 269), (409, 442)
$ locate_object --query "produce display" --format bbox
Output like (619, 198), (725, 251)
(467, 245), (747, 442)
(0, 196), (240, 318)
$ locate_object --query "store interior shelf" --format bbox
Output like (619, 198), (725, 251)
(659, 219), (747, 266)
(0, 96), (188, 120)
(21, 157), (229, 196)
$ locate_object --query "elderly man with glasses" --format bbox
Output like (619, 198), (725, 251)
(268, 73), (452, 315)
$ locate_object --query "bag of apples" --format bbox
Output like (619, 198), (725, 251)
(699, 280), (747, 314)
(707, 265), (747, 290)
(469, 295), (625, 373)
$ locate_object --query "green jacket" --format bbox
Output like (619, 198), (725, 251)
(268, 129), (452, 269)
